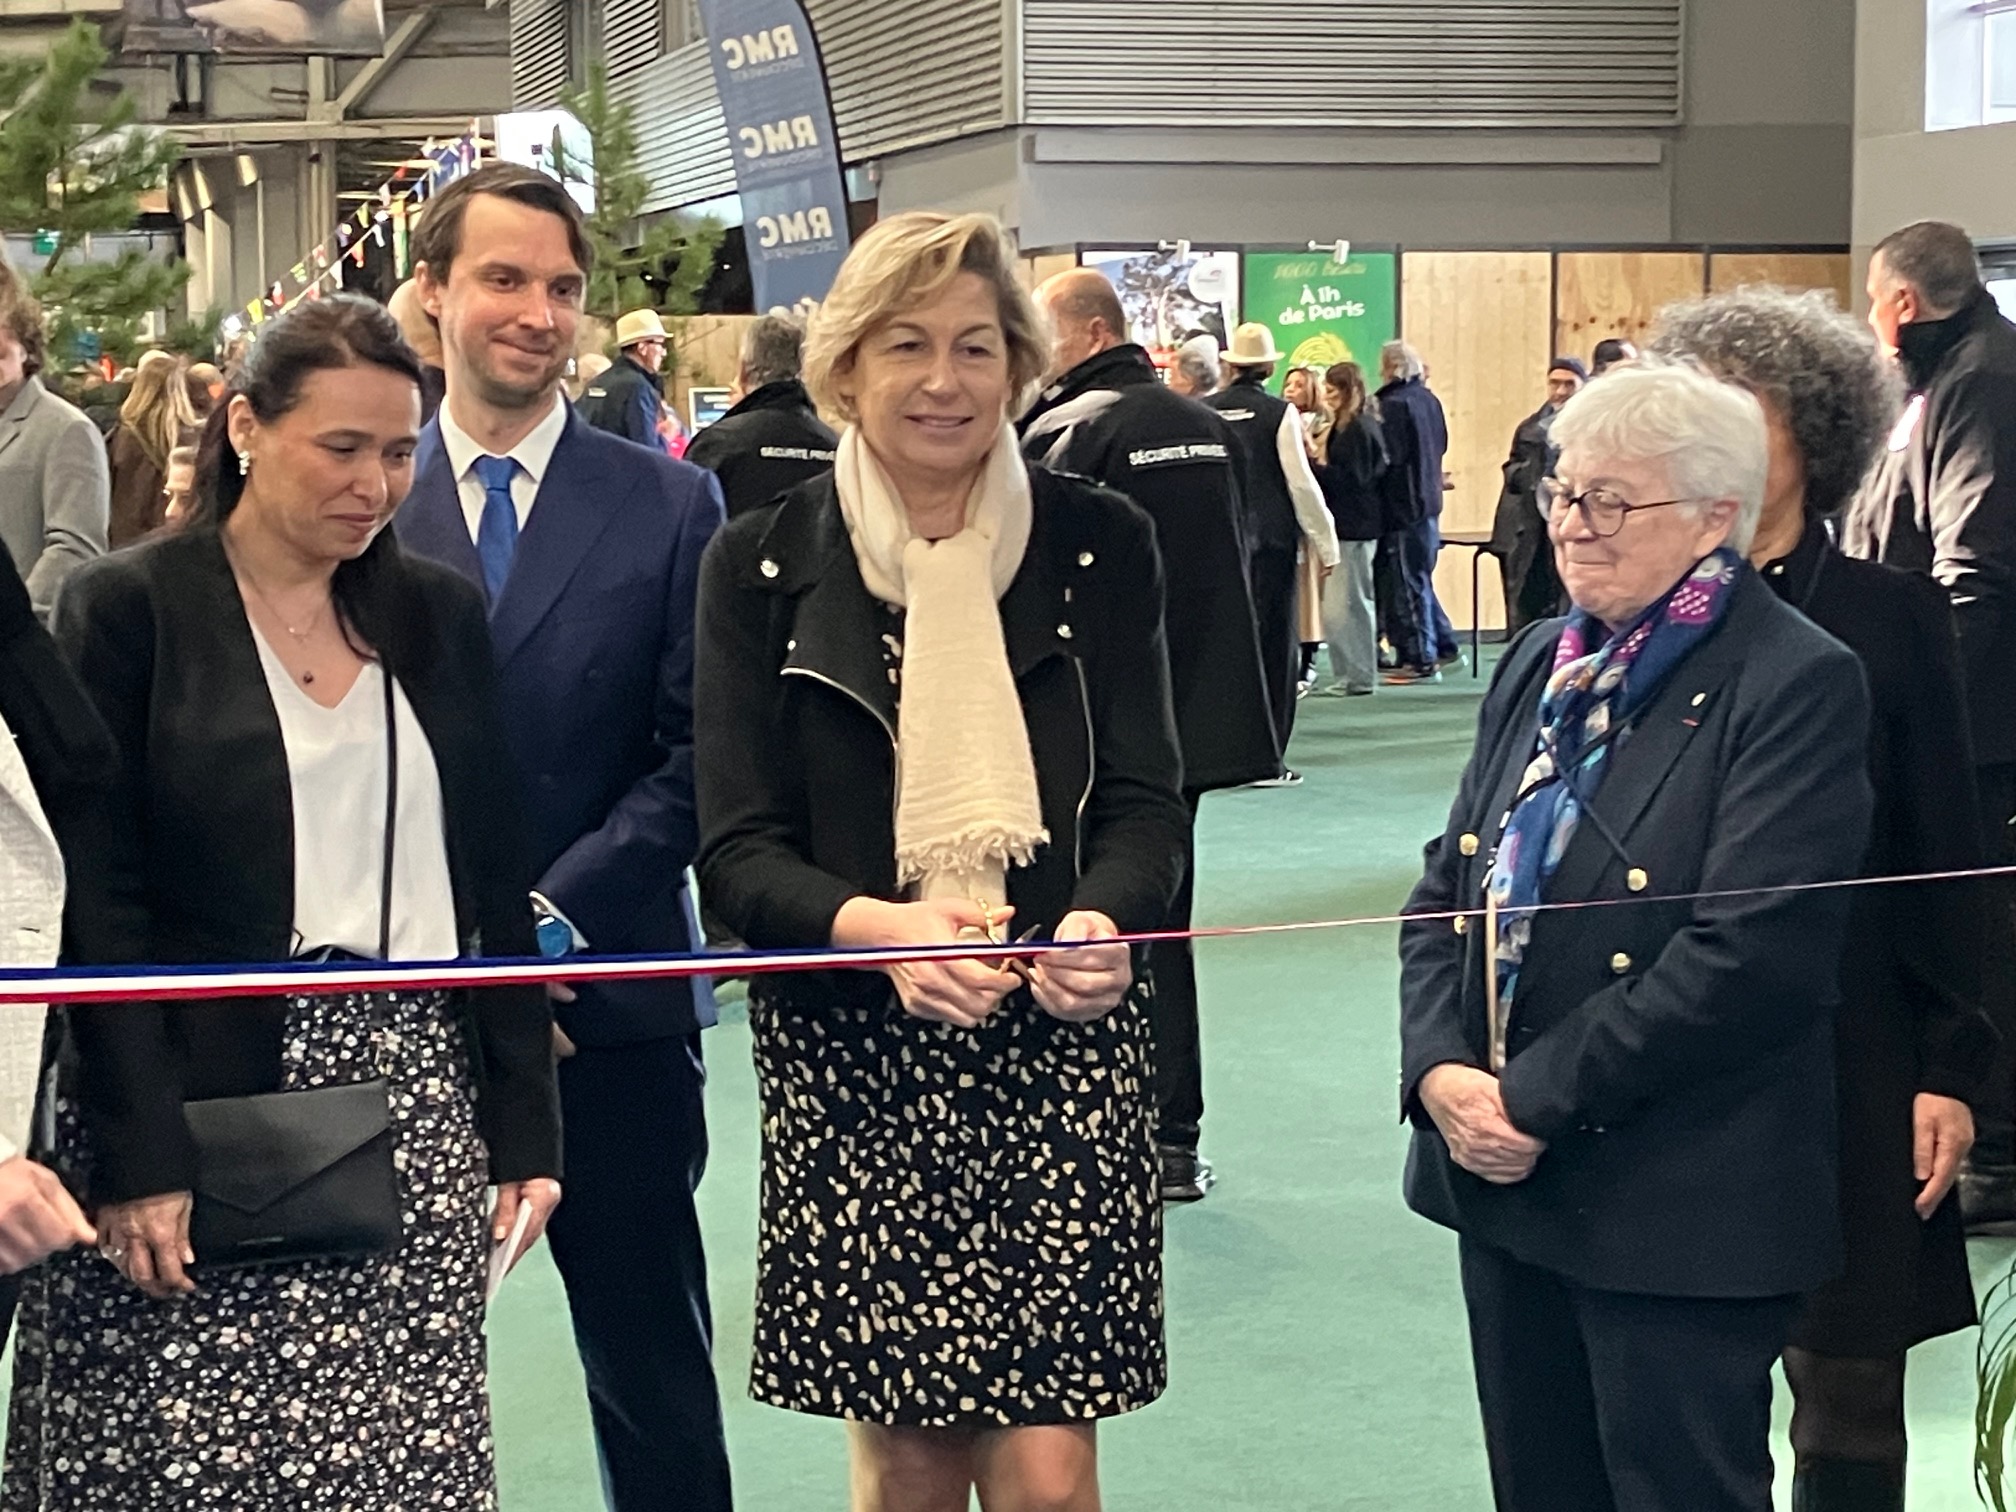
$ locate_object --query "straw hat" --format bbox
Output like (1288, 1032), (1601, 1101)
(1222, 322), (1283, 367)
(615, 309), (669, 347)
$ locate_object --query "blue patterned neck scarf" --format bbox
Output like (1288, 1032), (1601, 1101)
(1485, 549), (1744, 1050)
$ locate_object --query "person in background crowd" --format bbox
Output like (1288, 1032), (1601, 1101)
(1490, 358), (1585, 634)
(1166, 334), (1221, 398)
(570, 350), (612, 401)
(1311, 360), (1388, 698)
(1656, 286), (1993, 1512)
(1591, 336), (1638, 375)
(579, 308), (674, 454)
(0, 272), (107, 622)
(1376, 340), (1458, 683)
(387, 278), (448, 423)
(1023, 266), (1279, 1205)
(1283, 365), (1322, 426)
(684, 314), (838, 519)
(106, 352), (199, 548)
(696, 208), (1188, 1512)
(186, 360), (225, 417)
(400, 163), (732, 1512)
(1844, 220), (2016, 1235)
(1203, 322), (1340, 780)
(4, 293), (562, 1509)
(0, 537), (109, 1280)
(161, 443), (197, 529)
(1402, 360), (1875, 1512)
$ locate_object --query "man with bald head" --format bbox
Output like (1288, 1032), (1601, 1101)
(1021, 267), (1278, 1202)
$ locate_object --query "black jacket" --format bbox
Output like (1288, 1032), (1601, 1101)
(1843, 288), (2016, 762)
(1376, 377), (1449, 531)
(695, 468), (1190, 982)
(0, 542), (111, 846)
(1490, 403), (1565, 632)
(1766, 522), (1991, 1353)
(1202, 377), (1303, 553)
(1315, 409), (1388, 542)
(577, 353), (664, 451)
(684, 380), (838, 520)
(1020, 344), (1279, 792)
(52, 530), (560, 1204)
(1400, 568), (1874, 1298)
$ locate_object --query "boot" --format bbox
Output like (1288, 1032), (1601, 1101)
(1791, 1458), (1905, 1512)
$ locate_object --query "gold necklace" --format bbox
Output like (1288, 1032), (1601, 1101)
(229, 552), (334, 685)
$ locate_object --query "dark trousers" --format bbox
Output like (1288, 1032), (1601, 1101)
(1147, 792), (1205, 1147)
(1460, 1238), (1800, 1512)
(1387, 519), (1459, 669)
(1249, 541), (1301, 757)
(546, 1034), (732, 1512)
(1975, 761), (2016, 1166)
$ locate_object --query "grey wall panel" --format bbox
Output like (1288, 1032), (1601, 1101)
(804, 0), (1008, 158)
(606, 0), (662, 79)
(614, 45), (737, 213)
(509, 0), (569, 108)
(1022, 0), (1684, 129)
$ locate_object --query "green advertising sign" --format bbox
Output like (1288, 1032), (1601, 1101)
(1241, 252), (1399, 394)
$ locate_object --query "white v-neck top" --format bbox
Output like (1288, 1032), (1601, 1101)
(250, 629), (459, 962)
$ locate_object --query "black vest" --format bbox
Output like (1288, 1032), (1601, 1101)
(1203, 381), (1300, 552)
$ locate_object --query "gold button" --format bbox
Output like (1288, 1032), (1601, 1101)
(1690, 693), (1706, 708)
(759, 559), (780, 579)
(1610, 952), (1632, 974)
(1626, 868), (1649, 893)
(1459, 833), (1480, 857)
(1057, 624), (1074, 640)
(1453, 916), (1469, 935)
(1078, 551), (1095, 567)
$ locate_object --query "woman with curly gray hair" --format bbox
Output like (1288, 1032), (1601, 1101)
(1652, 288), (1995, 1512)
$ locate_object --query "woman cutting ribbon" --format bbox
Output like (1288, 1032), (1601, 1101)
(695, 212), (1188, 1511)
(1397, 360), (1876, 1512)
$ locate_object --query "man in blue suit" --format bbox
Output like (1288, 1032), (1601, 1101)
(399, 163), (731, 1512)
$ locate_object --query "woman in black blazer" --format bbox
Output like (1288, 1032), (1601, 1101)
(4, 296), (561, 1511)
(1653, 289), (1993, 1512)
(1400, 360), (1875, 1512)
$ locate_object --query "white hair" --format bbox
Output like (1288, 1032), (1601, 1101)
(1173, 334), (1221, 393)
(1547, 358), (1767, 554)
(1381, 340), (1424, 381)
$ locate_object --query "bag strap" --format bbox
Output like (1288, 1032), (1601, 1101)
(379, 663), (397, 962)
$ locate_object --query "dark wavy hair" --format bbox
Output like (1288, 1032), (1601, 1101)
(190, 293), (426, 665)
(1649, 287), (1902, 519)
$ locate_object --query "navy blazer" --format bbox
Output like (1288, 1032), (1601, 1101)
(1399, 569), (1875, 1299)
(398, 406), (725, 1046)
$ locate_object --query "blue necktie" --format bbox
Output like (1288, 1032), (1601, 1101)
(473, 454), (520, 603)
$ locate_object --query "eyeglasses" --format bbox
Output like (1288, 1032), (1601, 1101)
(1538, 477), (1700, 539)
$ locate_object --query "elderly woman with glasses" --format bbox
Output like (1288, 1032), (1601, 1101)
(1651, 290), (1993, 1512)
(1399, 360), (1876, 1512)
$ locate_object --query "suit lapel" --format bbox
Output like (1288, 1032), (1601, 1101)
(489, 414), (623, 668)
(398, 421), (483, 589)
(0, 382), (40, 466)
(1545, 577), (1767, 901)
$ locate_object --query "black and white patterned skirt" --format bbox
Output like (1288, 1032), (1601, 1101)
(2, 989), (496, 1511)
(748, 976), (1165, 1428)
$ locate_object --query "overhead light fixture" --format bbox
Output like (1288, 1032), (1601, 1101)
(1308, 239), (1352, 264)
(236, 153), (259, 188)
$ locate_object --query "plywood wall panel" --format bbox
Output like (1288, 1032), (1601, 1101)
(1708, 252), (1853, 307)
(1400, 250), (1555, 635)
(1555, 251), (1707, 362)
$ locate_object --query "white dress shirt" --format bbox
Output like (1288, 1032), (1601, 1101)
(1277, 409), (1341, 567)
(251, 631), (460, 963)
(435, 391), (570, 545)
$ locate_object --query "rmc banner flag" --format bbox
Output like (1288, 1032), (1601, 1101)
(695, 0), (852, 314)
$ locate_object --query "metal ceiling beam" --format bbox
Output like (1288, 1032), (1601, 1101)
(322, 10), (436, 124)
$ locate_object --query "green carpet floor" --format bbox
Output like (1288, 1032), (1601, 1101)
(476, 662), (2010, 1509)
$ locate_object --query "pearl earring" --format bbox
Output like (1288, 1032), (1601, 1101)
(237, 451), (251, 477)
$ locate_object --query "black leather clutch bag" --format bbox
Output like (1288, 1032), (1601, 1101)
(185, 1079), (402, 1269)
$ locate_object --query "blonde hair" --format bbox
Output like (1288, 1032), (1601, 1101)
(804, 212), (1048, 425)
(119, 353), (199, 472)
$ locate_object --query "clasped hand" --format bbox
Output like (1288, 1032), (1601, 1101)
(831, 898), (1132, 1028)
(1419, 1064), (1546, 1186)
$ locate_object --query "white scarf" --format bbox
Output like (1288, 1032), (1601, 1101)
(834, 422), (1048, 906)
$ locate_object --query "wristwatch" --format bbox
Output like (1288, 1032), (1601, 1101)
(530, 892), (588, 959)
